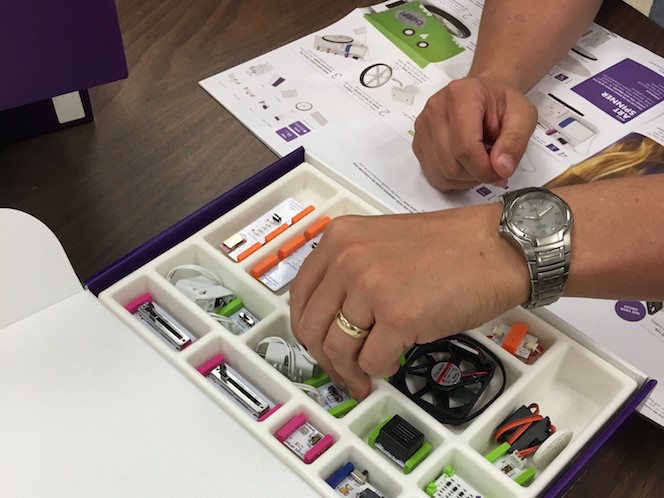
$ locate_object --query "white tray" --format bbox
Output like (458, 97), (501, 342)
(89, 157), (648, 498)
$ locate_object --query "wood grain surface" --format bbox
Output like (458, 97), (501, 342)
(1, 0), (663, 496)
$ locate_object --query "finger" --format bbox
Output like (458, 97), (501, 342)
(323, 324), (372, 400)
(447, 104), (500, 185)
(415, 111), (478, 190)
(322, 293), (375, 398)
(421, 173), (480, 193)
(293, 269), (346, 386)
(289, 244), (328, 337)
(490, 98), (537, 178)
(358, 323), (412, 379)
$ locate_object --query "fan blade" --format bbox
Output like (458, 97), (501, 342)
(407, 363), (429, 377)
(457, 373), (486, 386)
(424, 353), (437, 366)
(453, 385), (478, 406)
(413, 385), (430, 399)
(448, 343), (461, 365)
(434, 389), (450, 409)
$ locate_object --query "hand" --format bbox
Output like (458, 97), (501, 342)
(412, 76), (537, 192)
(289, 205), (530, 400)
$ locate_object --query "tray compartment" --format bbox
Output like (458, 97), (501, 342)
(348, 390), (446, 473)
(154, 243), (277, 333)
(203, 164), (341, 259)
(184, 334), (292, 420)
(417, 446), (516, 498)
(107, 273), (213, 348)
(467, 341), (639, 491)
(319, 444), (405, 497)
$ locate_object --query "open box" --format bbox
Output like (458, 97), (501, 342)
(1, 147), (655, 498)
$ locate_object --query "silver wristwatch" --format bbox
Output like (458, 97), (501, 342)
(498, 187), (573, 308)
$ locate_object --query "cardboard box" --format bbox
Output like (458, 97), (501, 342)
(0, 0), (128, 142)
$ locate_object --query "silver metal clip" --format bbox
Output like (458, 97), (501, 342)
(209, 364), (269, 418)
(137, 302), (191, 350)
(238, 311), (256, 327)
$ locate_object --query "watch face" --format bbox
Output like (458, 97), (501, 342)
(509, 192), (568, 238)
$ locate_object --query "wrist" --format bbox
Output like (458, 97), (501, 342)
(465, 70), (529, 95)
(486, 203), (532, 308)
(460, 203), (531, 311)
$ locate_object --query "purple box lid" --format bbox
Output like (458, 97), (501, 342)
(0, 0), (128, 111)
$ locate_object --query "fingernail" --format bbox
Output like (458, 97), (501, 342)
(496, 153), (515, 177)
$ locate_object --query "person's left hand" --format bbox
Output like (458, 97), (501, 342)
(289, 205), (529, 400)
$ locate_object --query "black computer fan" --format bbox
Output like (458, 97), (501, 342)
(390, 334), (506, 425)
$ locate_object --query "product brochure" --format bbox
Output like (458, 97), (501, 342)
(200, 0), (664, 425)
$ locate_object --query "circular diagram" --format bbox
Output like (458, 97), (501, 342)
(322, 34), (354, 44)
(359, 63), (393, 88)
(423, 5), (472, 38)
(295, 101), (313, 111)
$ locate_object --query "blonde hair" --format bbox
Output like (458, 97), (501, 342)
(545, 134), (664, 188)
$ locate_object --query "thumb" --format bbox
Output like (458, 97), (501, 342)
(489, 98), (538, 179)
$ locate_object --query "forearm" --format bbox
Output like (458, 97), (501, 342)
(469, 0), (604, 91)
(554, 174), (664, 300)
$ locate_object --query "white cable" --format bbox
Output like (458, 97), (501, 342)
(256, 336), (295, 380)
(207, 312), (239, 334)
(299, 345), (319, 366)
(293, 382), (326, 406)
(165, 264), (221, 285)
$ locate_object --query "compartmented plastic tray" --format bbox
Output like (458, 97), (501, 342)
(89, 148), (652, 498)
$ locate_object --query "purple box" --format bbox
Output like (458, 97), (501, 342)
(0, 0), (128, 141)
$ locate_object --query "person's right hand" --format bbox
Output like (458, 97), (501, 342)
(412, 76), (538, 192)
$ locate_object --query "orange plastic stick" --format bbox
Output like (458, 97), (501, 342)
(291, 205), (315, 224)
(304, 216), (331, 240)
(278, 235), (306, 260)
(265, 224), (289, 243)
(250, 254), (280, 278)
(237, 242), (262, 262)
(503, 322), (529, 355)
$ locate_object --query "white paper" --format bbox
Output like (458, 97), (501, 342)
(0, 291), (317, 498)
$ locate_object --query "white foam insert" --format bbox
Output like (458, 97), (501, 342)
(97, 163), (645, 498)
(2, 159), (647, 498)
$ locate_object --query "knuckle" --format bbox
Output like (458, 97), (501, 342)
(422, 167), (452, 193)
(358, 353), (381, 376)
(453, 140), (478, 167)
(322, 339), (344, 361)
(293, 316), (315, 344)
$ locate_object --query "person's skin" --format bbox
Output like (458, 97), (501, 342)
(290, 0), (664, 400)
(413, 0), (604, 190)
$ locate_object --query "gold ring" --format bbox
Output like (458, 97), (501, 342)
(335, 309), (372, 339)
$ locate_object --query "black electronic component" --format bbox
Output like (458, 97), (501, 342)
(375, 414), (424, 462)
(495, 404), (555, 454)
(390, 334), (506, 425)
(359, 490), (383, 498)
(647, 301), (663, 315)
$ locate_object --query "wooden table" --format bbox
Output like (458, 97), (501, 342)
(2, 0), (663, 496)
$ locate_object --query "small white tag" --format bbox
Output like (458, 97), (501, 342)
(52, 91), (85, 124)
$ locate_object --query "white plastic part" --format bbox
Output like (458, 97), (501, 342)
(175, 276), (235, 312)
(533, 429), (574, 469)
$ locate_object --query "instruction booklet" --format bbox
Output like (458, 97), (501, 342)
(200, 0), (664, 425)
